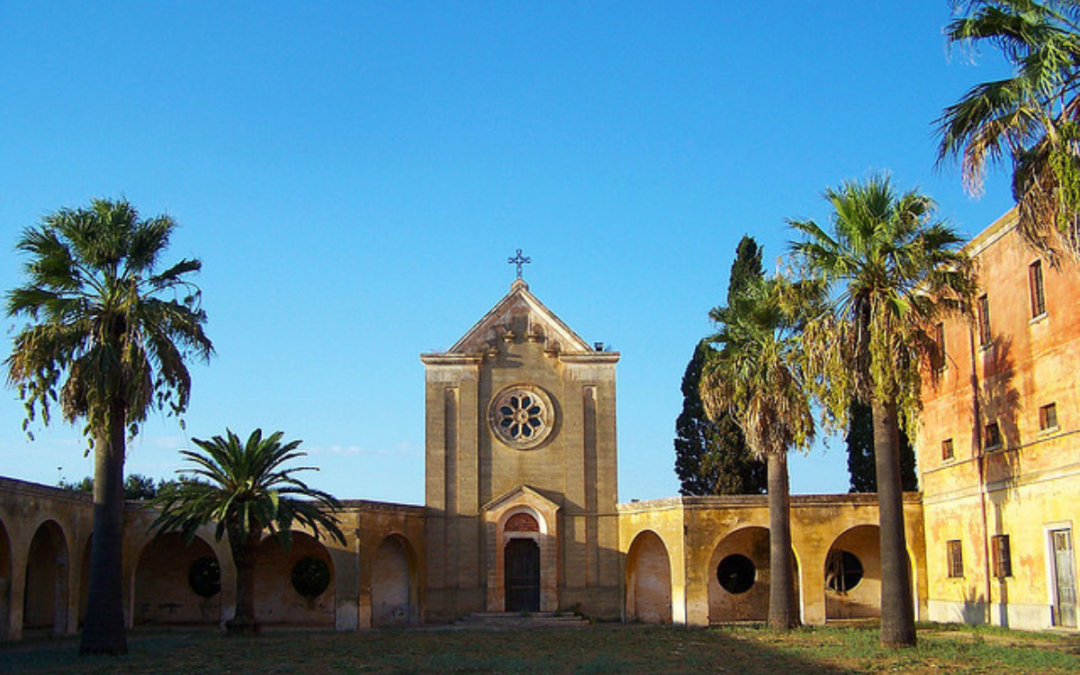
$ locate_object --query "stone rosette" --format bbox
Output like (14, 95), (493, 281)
(488, 384), (555, 450)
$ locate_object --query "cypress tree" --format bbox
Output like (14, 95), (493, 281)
(674, 236), (767, 495)
(845, 401), (918, 493)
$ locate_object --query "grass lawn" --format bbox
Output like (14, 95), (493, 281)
(3, 623), (1079, 675)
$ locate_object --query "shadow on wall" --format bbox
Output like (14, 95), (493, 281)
(626, 531), (672, 623)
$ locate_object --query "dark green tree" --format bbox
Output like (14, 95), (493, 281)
(6, 198), (213, 654)
(845, 402), (918, 493)
(60, 473), (161, 500)
(674, 236), (766, 495)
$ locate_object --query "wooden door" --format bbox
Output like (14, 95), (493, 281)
(1051, 529), (1077, 628)
(504, 539), (540, 612)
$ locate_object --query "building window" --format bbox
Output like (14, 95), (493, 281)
(991, 535), (1012, 578)
(1039, 403), (1059, 431)
(947, 540), (964, 578)
(977, 294), (992, 347)
(1029, 260), (1047, 317)
(941, 438), (954, 461)
(984, 421), (1002, 450)
(825, 549), (865, 592)
(933, 322), (946, 371)
(716, 554), (756, 594)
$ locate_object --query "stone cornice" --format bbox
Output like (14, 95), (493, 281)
(420, 353), (483, 366)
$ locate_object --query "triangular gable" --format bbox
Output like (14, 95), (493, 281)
(446, 279), (593, 355)
(481, 484), (561, 515)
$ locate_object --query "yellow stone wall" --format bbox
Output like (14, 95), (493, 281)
(619, 494), (926, 626)
(421, 279), (622, 620)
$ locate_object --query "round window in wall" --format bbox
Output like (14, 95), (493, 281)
(717, 554), (756, 594)
(188, 556), (221, 598)
(825, 549), (864, 592)
(488, 384), (555, 450)
(291, 556), (331, 598)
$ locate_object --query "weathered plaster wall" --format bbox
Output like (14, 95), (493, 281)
(918, 211), (1080, 631)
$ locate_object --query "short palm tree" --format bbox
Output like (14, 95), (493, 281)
(937, 0), (1080, 263)
(700, 276), (816, 629)
(152, 429), (346, 635)
(790, 175), (976, 647)
(5, 198), (213, 654)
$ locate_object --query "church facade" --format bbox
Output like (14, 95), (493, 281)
(0, 213), (1077, 638)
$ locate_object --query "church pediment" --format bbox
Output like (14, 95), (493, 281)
(444, 279), (595, 356)
(481, 484), (561, 517)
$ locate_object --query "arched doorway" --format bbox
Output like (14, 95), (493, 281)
(0, 518), (11, 639)
(825, 525), (881, 620)
(501, 511), (542, 613)
(626, 530), (672, 623)
(708, 526), (802, 623)
(254, 532), (335, 627)
(23, 520), (69, 635)
(133, 533), (221, 626)
(372, 534), (419, 625)
(505, 539), (540, 612)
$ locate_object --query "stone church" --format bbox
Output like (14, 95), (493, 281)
(1, 215), (1078, 638)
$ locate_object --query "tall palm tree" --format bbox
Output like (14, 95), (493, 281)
(700, 276), (816, 629)
(790, 175), (976, 647)
(5, 198), (213, 654)
(152, 429), (346, 635)
(937, 0), (1080, 263)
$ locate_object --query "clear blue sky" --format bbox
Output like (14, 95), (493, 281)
(0, 2), (1015, 503)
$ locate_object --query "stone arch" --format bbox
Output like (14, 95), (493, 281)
(626, 530), (672, 623)
(23, 519), (70, 635)
(824, 525), (881, 621)
(133, 533), (221, 626)
(501, 509), (542, 613)
(254, 532), (335, 626)
(0, 517), (11, 639)
(481, 488), (560, 614)
(371, 534), (419, 626)
(709, 526), (801, 623)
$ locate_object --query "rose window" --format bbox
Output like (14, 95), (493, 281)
(489, 385), (555, 449)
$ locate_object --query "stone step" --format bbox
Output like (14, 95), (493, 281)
(454, 612), (589, 629)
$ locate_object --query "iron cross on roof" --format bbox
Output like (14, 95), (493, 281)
(508, 248), (531, 279)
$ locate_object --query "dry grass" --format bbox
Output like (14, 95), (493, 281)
(4, 623), (1079, 675)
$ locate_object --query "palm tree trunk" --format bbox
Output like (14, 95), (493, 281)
(227, 530), (260, 636)
(79, 403), (128, 654)
(872, 396), (917, 647)
(767, 451), (799, 629)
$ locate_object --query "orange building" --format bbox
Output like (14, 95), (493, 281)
(918, 209), (1079, 630)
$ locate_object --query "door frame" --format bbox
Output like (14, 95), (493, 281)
(504, 538), (541, 612)
(1045, 523), (1077, 628)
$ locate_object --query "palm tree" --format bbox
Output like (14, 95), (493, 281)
(151, 428), (346, 635)
(937, 0), (1080, 263)
(790, 175), (976, 647)
(5, 198), (213, 654)
(699, 276), (816, 629)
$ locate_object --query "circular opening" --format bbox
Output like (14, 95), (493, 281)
(717, 554), (756, 594)
(825, 550), (864, 592)
(188, 556), (221, 598)
(291, 556), (331, 598)
(489, 385), (555, 449)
